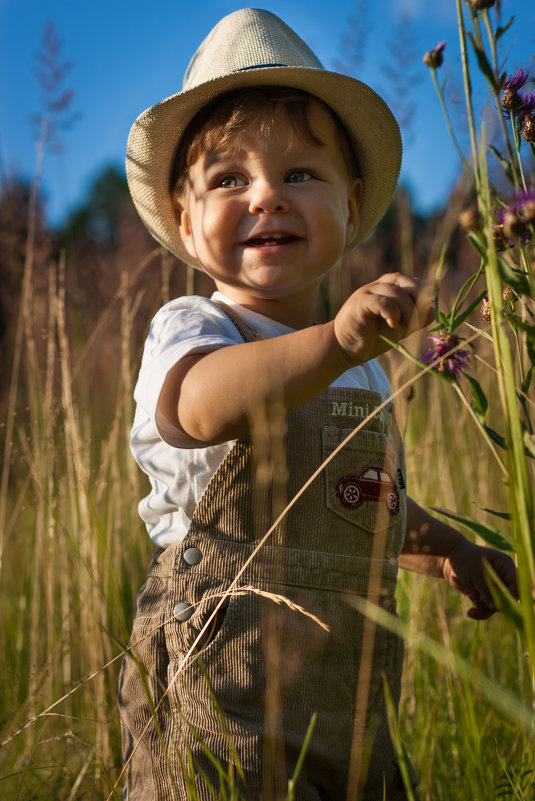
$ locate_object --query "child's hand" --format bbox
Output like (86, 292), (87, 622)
(442, 539), (518, 619)
(333, 273), (434, 365)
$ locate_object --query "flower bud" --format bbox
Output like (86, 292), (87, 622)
(480, 296), (491, 321)
(501, 87), (523, 110)
(523, 199), (535, 224)
(522, 114), (535, 143)
(458, 207), (480, 231)
(502, 210), (528, 241)
(469, 0), (495, 9)
(424, 41), (446, 69)
(492, 224), (509, 251)
(502, 286), (515, 304)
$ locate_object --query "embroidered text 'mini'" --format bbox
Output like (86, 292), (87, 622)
(329, 401), (390, 429)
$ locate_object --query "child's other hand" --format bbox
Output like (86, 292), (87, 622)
(442, 539), (518, 620)
(333, 273), (434, 365)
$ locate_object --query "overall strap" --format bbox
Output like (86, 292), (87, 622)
(213, 300), (262, 343)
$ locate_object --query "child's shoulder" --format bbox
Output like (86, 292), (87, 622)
(138, 295), (247, 373)
(152, 293), (226, 323)
(148, 294), (238, 340)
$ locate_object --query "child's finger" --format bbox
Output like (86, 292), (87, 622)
(366, 281), (432, 332)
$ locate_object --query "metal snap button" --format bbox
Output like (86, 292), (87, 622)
(183, 547), (202, 566)
(173, 602), (193, 622)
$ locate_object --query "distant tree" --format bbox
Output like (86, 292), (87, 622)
(0, 175), (53, 338)
(61, 165), (131, 247)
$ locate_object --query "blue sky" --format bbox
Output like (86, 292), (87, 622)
(1, 0), (533, 227)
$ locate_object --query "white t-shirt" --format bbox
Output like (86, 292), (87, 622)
(130, 291), (392, 547)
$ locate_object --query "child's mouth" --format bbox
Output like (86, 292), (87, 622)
(244, 233), (298, 248)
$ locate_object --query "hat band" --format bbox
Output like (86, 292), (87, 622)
(236, 63), (290, 71)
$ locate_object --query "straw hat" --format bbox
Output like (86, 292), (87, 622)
(126, 8), (402, 268)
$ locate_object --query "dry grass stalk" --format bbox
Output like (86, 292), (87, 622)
(223, 585), (330, 632)
(0, 119), (48, 581)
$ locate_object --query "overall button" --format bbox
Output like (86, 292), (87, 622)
(183, 547), (202, 566)
(173, 602), (193, 622)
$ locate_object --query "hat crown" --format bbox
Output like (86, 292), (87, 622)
(183, 8), (323, 91)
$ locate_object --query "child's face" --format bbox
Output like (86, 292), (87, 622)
(176, 99), (361, 321)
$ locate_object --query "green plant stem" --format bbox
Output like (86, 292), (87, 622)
(479, 128), (535, 674)
(509, 116), (528, 192)
(456, 0), (481, 192)
(481, 10), (520, 193)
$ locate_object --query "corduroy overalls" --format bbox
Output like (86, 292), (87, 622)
(119, 308), (418, 801)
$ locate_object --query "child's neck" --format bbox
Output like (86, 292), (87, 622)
(215, 284), (320, 330)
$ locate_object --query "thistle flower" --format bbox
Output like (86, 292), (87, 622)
(494, 194), (535, 247)
(502, 209), (529, 241)
(519, 92), (535, 114)
(508, 191), (535, 215)
(504, 192), (535, 241)
(421, 333), (471, 379)
(503, 69), (529, 93)
(423, 41), (446, 69)
(501, 69), (530, 111)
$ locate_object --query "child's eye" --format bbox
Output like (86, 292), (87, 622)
(286, 169), (312, 183)
(219, 175), (246, 188)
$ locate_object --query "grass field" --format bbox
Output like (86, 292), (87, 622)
(0, 237), (532, 800)
(1, 1), (534, 798)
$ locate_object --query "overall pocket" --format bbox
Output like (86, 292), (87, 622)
(165, 584), (267, 747)
(322, 426), (403, 534)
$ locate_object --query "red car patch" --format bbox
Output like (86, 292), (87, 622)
(336, 467), (400, 515)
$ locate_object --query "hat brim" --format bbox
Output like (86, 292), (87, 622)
(126, 66), (402, 268)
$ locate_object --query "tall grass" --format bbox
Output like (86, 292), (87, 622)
(1, 1), (534, 798)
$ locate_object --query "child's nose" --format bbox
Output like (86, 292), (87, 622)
(249, 179), (289, 214)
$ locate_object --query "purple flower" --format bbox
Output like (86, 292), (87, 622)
(423, 41), (446, 69)
(501, 69), (531, 113)
(499, 192), (535, 242)
(507, 190), (535, 215)
(421, 333), (471, 379)
(519, 92), (535, 114)
(503, 69), (529, 92)
(503, 90), (535, 120)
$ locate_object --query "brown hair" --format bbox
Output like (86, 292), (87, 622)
(170, 86), (360, 196)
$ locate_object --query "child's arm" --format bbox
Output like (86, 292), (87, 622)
(158, 273), (432, 444)
(400, 498), (518, 619)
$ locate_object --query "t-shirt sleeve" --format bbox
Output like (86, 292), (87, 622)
(133, 295), (243, 444)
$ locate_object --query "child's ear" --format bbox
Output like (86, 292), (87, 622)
(345, 178), (363, 244)
(172, 193), (198, 260)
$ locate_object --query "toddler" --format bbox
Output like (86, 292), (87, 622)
(119, 9), (518, 801)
